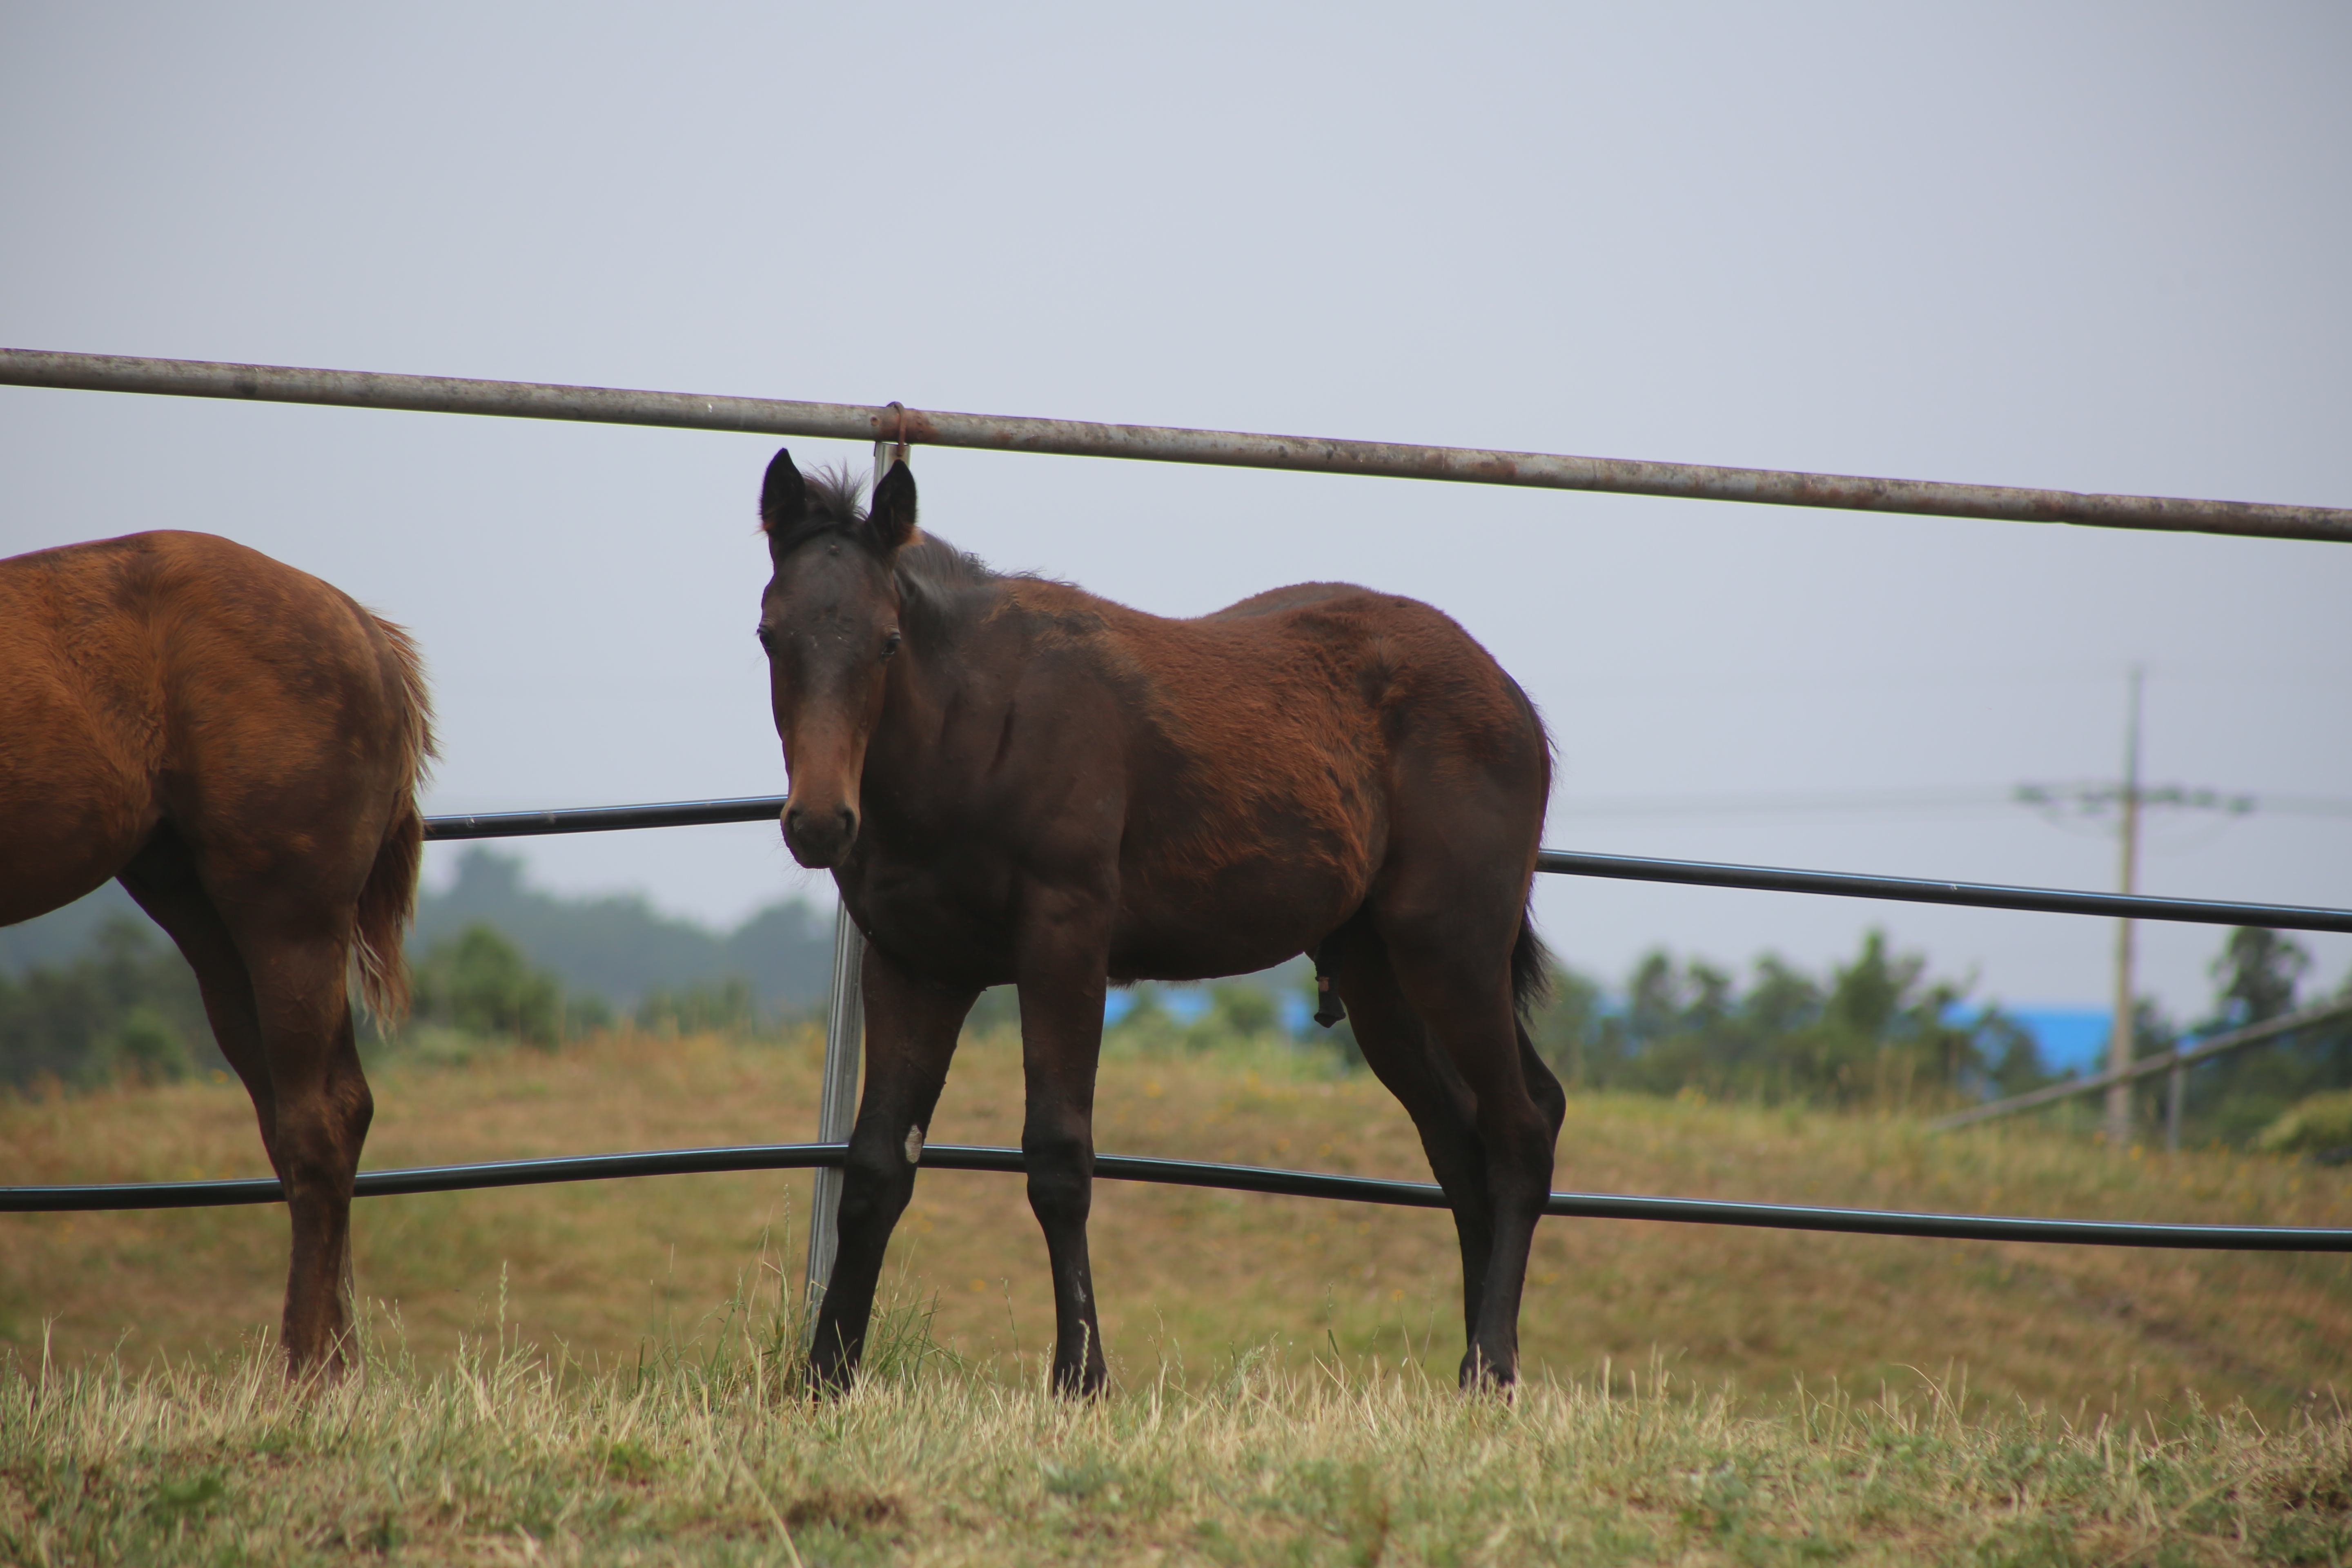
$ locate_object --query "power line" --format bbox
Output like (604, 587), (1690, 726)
(1552, 787), (2012, 819)
(1547, 785), (2348, 823)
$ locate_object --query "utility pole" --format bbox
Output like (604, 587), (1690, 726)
(2015, 669), (2255, 1153)
(2105, 667), (2143, 1152)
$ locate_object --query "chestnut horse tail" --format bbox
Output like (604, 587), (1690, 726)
(352, 615), (437, 1022)
(1510, 903), (1551, 1025)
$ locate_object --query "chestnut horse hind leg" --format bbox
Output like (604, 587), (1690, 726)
(237, 911), (376, 1377)
(117, 830), (274, 1148)
(117, 826), (381, 1375)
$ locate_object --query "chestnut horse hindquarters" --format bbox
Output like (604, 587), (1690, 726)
(0, 530), (434, 1375)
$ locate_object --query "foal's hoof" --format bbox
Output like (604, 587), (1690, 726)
(1049, 1364), (1109, 1400)
(1457, 1349), (1517, 1396)
(804, 1357), (858, 1401)
(283, 1352), (354, 1393)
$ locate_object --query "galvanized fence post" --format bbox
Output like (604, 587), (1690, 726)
(801, 420), (913, 1326)
(801, 902), (864, 1322)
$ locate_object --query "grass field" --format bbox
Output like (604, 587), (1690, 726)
(9, 1325), (2352, 1565)
(8, 1028), (2352, 1562)
(4, 1024), (2350, 1425)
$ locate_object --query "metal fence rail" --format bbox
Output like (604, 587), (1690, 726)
(1532, 848), (2352, 934)
(6, 347), (2350, 543)
(1927, 998), (2352, 1135)
(9, 1141), (2352, 1251)
(418, 797), (2352, 935)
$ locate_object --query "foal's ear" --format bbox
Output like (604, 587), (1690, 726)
(758, 448), (806, 534)
(868, 459), (918, 554)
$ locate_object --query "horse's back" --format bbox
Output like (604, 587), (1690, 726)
(1134, 577), (1543, 784)
(1023, 577), (1548, 973)
(0, 531), (428, 923)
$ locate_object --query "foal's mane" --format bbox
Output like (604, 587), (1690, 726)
(771, 466), (1004, 625)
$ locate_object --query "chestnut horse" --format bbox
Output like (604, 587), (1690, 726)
(753, 452), (1566, 1394)
(0, 531), (433, 1376)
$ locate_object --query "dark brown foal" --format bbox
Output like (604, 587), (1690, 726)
(0, 531), (434, 1376)
(751, 453), (1559, 1394)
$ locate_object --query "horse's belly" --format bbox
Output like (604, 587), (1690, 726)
(1106, 847), (1363, 983)
(0, 650), (163, 922)
(852, 843), (1356, 989)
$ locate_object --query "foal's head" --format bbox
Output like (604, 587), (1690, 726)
(755, 448), (918, 869)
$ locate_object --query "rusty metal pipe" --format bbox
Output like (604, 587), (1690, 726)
(3, 347), (2345, 543)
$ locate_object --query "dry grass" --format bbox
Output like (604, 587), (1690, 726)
(3, 1026), (2351, 1425)
(5, 1321), (2351, 1565)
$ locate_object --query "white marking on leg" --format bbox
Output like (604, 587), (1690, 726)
(903, 1124), (925, 1164)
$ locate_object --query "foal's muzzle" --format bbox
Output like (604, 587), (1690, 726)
(782, 800), (859, 869)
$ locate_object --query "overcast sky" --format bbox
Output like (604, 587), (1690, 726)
(2, 2), (2346, 1018)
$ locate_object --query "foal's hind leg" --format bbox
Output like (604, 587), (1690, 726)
(1319, 915), (1501, 1341)
(1368, 901), (1555, 1388)
(1518, 1021), (1568, 1149)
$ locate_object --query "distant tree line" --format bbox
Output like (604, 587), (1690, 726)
(405, 851), (833, 1015)
(2158, 929), (2352, 1148)
(1512, 925), (2350, 1132)
(0, 849), (838, 1016)
(1522, 929), (2048, 1111)
(401, 924), (782, 1049)
(0, 919), (221, 1087)
(0, 847), (835, 1087)
(0, 916), (795, 1088)
(6, 870), (2346, 1148)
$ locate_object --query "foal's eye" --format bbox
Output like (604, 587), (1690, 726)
(755, 626), (774, 653)
(882, 630), (902, 660)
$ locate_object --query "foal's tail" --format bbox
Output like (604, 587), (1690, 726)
(353, 617), (438, 1022)
(1510, 902), (1552, 1025)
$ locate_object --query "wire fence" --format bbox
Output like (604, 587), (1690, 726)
(7, 347), (2350, 1255)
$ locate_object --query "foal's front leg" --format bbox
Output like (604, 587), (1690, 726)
(1015, 926), (1113, 1396)
(807, 940), (975, 1392)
